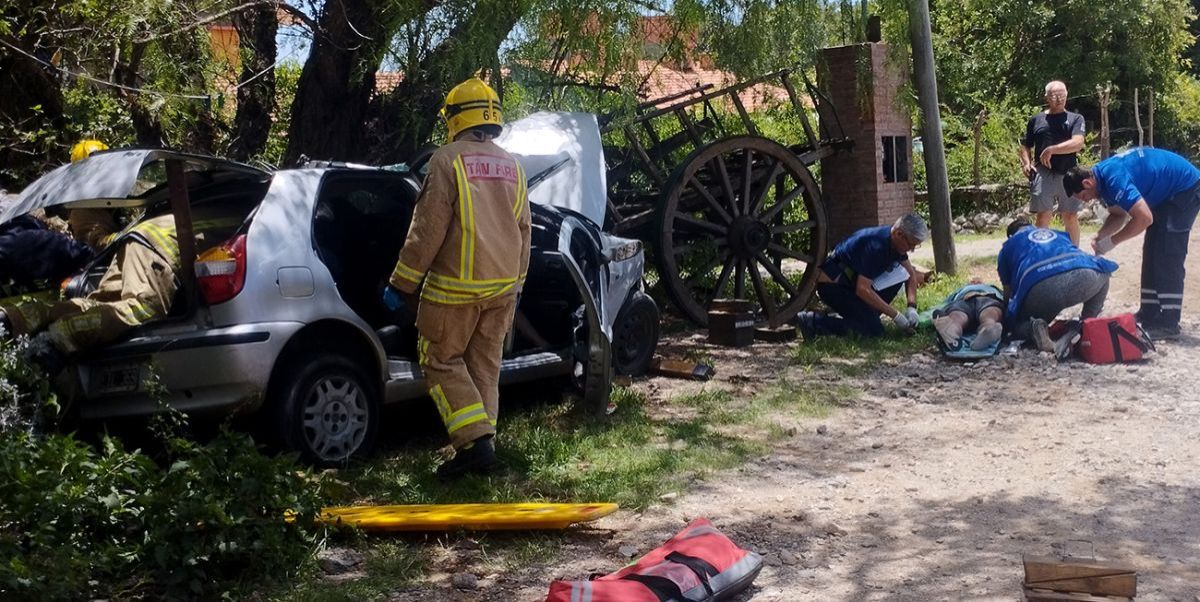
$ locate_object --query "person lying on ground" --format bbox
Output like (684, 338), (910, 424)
(796, 213), (928, 339)
(998, 217), (1117, 357)
(932, 283), (1004, 352)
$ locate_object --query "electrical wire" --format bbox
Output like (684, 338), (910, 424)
(1, 37), (287, 101)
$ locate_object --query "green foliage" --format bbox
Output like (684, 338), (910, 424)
(1155, 73), (1200, 160)
(0, 339), (324, 600)
(260, 62), (304, 167)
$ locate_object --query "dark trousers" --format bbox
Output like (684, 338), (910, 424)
(1140, 182), (1200, 328)
(813, 282), (902, 337)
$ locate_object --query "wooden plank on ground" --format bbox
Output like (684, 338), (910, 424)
(1023, 555), (1136, 597)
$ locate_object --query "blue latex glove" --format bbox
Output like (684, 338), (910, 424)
(382, 285), (404, 312)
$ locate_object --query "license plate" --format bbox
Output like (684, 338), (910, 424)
(93, 363), (142, 394)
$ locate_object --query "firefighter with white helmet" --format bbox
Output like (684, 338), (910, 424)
(383, 76), (531, 478)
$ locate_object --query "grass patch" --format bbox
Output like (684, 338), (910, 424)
(333, 386), (759, 511)
(280, 543), (426, 602)
(670, 380), (852, 430)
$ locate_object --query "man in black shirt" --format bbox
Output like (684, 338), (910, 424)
(1019, 80), (1086, 245)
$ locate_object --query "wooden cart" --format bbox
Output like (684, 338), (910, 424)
(600, 69), (852, 328)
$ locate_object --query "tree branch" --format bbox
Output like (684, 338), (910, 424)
(133, 0), (278, 43)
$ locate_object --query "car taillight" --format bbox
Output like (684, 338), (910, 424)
(195, 234), (247, 304)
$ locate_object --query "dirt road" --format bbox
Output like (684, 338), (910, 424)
(507, 229), (1200, 601)
(389, 228), (1200, 601)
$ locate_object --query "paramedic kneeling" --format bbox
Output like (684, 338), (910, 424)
(999, 217), (1117, 353)
(798, 213), (928, 339)
(1064, 147), (1200, 339)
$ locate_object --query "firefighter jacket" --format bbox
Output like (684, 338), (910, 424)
(3, 207), (241, 354)
(390, 136), (531, 305)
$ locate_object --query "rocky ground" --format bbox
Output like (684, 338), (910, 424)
(382, 228), (1200, 601)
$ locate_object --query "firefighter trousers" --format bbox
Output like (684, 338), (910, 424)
(3, 242), (177, 353)
(416, 293), (518, 449)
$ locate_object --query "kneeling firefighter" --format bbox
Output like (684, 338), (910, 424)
(0, 207), (241, 375)
(383, 77), (531, 479)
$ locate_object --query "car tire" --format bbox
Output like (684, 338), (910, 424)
(270, 352), (379, 466)
(612, 291), (659, 376)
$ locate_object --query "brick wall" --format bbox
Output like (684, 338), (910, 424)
(817, 43), (914, 245)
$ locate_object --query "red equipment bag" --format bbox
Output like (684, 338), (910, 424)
(1077, 314), (1155, 364)
(544, 518), (762, 602)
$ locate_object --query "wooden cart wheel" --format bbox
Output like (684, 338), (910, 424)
(655, 136), (827, 328)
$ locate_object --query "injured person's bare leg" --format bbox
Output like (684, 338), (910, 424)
(933, 310), (969, 349)
(970, 306), (1004, 351)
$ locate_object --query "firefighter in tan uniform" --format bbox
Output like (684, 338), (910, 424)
(67, 140), (121, 250)
(1, 207), (240, 375)
(383, 77), (531, 478)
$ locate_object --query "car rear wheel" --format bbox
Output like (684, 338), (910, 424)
(271, 352), (378, 466)
(613, 291), (659, 376)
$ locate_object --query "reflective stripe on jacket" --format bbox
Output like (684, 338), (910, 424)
(390, 136), (532, 305)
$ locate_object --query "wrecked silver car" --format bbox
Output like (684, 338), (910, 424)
(2, 114), (658, 463)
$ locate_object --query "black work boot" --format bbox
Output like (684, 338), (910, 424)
(436, 436), (499, 480)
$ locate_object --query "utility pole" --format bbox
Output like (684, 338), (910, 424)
(908, 0), (956, 274)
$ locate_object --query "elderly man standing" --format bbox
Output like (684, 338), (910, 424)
(1019, 80), (1086, 245)
(1064, 147), (1200, 339)
(797, 213), (929, 339)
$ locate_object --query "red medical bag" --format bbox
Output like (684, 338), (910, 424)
(544, 518), (762, 602)
(1077, 313), (1154, 364)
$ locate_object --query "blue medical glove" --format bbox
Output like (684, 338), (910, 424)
(382, 285), (404, 312)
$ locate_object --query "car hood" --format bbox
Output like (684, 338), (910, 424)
(2, 149), (268, 225)
(495, 112), (608, 227)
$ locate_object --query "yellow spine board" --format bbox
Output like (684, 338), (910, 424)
(313, 502), (619, 532)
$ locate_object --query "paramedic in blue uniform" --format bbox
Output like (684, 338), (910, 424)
(998, 217), (1118, 353)
(798, 213), (928, 338)
(1064, 147), (1200, 339)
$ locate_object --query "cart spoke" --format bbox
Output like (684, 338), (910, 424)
(772, 220), (816, 235)
(756, 252), (802, 298)
(686, 175), (733, 224)
(683, 251), (727, 287)
(707, 256), (738, 307)
(767, 242), (814, 265)
(710, 154), (739, 216)
(747, 161), (782, 216)
(741, 149), (754, 215)
(672, 212), (727, 236)
(748, 261), (777, 323)
(734, 260), (746, 299)
(759, 185), (805, 223)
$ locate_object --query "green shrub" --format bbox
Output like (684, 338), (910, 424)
(0, 339), (325, 600)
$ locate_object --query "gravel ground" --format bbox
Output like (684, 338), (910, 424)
(390, 228), (1200, 601)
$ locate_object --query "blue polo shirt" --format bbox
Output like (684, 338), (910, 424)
(997, 227), (1118, 321)
(820, 225), (906, 285)
(1093, 147), (1200, 212)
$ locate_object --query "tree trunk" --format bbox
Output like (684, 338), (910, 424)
(228, 4), (278, 162)
(283, 0), (401, 165)
(366, 2), (531, 164)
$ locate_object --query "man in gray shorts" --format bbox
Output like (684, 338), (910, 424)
(1019, 80), (1086, 245)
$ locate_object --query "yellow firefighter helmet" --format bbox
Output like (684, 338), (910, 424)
(441, 77), (502, 140)
(70, 139), (109, 162)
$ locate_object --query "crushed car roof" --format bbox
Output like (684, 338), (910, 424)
(2, 149), (267, 225)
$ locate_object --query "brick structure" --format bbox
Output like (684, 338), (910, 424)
(817, 43), (914, 245)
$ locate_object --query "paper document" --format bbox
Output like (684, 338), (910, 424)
(871, 263), (910, 291)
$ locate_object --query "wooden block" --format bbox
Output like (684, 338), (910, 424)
(651, 358), (715, 381)
(1023, 587), (1132, 602)
(710, 298), (755, 313)
(754, 325), (796, 343)
(1023, 555), (1136, 597)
